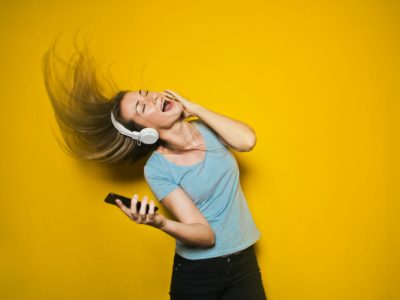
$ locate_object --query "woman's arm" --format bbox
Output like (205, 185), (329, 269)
(163, 90), (257, 152)
(116, 189), (215, 248)
(159, 187), (215, 247)
(193, 105), (256, 152)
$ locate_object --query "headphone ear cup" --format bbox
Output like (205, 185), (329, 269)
(139, 128), (159, 144)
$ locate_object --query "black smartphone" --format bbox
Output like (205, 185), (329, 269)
(104, 192), (159, 213)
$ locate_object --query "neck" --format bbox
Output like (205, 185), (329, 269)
(157, 120), (202, 153)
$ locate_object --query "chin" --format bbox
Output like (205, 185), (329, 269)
(173, 108), (186, 122)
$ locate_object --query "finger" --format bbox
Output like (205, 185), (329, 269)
(163, 92), (175, 100)
(163, 89), (174, 95)
(163, 93), (175, 100)
(130, 194), (139, 219)
(147, 200), (155, 222)
(116, 198), (128, 211)
(139, 196), (148, 222)
(163, 90), (177, 98)
(116, 199), (134, 219)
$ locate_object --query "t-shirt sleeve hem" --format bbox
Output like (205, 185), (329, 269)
(157, 185), (180, 202)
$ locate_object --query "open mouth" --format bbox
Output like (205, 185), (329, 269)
(161, 98), (174, 112)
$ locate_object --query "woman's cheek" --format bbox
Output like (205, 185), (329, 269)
(174, 101), (184, 113)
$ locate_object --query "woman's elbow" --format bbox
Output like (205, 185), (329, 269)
(201, 228), (216, 248)
(208, 230), (216, 247)
(247, 133), (257, 151)
(238, 132), (257, 152)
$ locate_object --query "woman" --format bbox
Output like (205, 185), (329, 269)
(42, 42), (267, 300)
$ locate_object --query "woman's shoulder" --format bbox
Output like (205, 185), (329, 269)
(144, 149), (176, 173)
(145, 150), (163, 169)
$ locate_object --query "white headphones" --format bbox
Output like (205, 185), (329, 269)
(110, 112), (159, 145)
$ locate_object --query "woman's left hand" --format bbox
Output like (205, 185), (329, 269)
(162, 90), (199, 118)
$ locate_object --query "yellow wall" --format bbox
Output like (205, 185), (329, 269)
(0, 1), (398, 299)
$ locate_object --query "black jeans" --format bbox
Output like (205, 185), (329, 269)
(170, 245), (267, 300)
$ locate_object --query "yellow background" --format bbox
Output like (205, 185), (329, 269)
(1, 1), (399, 299)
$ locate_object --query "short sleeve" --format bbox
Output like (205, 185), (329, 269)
(144, 164), (179, 202)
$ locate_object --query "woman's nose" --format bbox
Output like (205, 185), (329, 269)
(150, 94), (160, 105)
(144, 92), (160, 105)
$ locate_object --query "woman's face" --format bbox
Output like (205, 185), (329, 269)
(119, 90), (184, 130)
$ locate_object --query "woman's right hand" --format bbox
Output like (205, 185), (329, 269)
(115, 194), (166, 229)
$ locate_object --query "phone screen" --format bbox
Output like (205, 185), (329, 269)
(104, 193), (159, 213)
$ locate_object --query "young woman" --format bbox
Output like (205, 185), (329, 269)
(42, 42), (267, 300)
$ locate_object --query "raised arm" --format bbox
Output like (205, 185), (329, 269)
(193, 105), (256, 152)
(163, 90), (257, 152)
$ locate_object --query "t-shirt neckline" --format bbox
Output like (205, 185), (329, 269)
(154, 121), (208, 168)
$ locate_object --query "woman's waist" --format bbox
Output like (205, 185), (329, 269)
(174, 243), (256, 262)
(175, 226), (260, 259)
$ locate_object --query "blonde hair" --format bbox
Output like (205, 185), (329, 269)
(41, 38), (159, 165)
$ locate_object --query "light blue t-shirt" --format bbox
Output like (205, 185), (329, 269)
(143, 119), (260, 259)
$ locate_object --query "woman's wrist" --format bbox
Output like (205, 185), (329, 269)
(159, 217), (169, 231)
(190, 103), (203, 118)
